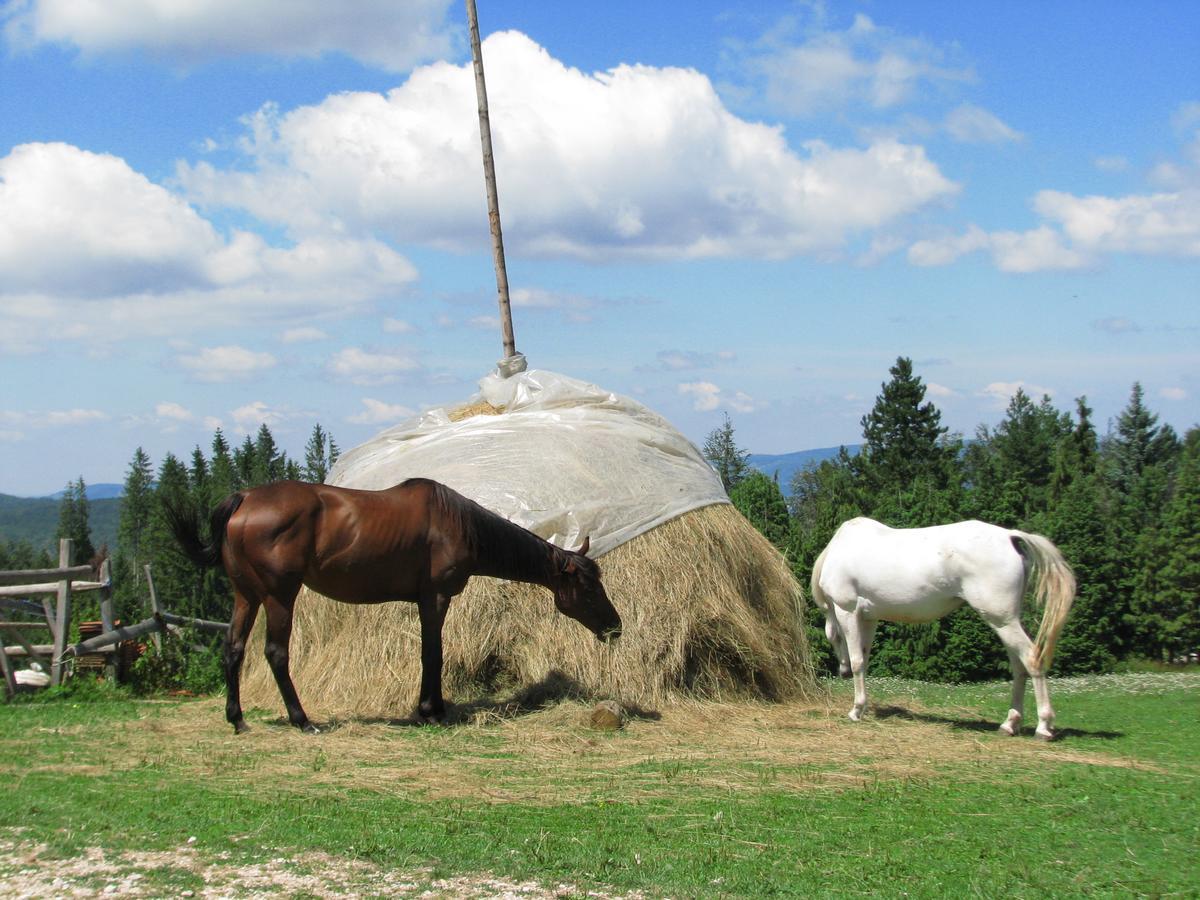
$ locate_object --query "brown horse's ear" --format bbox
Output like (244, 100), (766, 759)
(578, 535), (590, 557)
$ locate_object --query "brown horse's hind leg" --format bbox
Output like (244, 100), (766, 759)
(225, 589), (261, 734)
(262, 588), (319, 733)
(417, 591), (452, 723)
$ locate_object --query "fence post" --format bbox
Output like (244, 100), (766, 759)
(144, 565), (163, 652)
(51, 538), (73, 687)
(98, 558), (116, 681)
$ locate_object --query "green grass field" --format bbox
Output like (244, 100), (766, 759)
(1, 672), (1196, 897)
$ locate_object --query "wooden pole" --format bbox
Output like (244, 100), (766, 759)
(466, 0), (526, 377)
(98, 559), (116, 681)
(50, 539), (73, 687)
(144, 564), (163, 652)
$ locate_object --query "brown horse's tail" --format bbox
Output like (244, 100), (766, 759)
(165, 493), (244, 569)
(1010, 530), (1076, 673)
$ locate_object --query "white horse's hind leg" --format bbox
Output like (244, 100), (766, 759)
(999, 646), (1027, 736)
(992, 621), (1055, 739)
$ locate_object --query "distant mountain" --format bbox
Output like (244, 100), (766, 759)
(747, 445), (861, 495)
(0, 493), (121, 556)
(47, 483), (125, 501)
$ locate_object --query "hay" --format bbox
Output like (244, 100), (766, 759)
(240, 503), (815, 719)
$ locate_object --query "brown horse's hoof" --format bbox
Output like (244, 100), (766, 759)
(232, 720), (251, 734)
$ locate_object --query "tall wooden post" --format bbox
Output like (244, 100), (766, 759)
(466, 0), (526, 377)
(50, 538), (73, 687)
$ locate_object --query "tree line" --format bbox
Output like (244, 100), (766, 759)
(709, 357), (1199, 679)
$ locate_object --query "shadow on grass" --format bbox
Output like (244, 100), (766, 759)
(873, 704), (1124, 741)
(277, 670), (662, 731)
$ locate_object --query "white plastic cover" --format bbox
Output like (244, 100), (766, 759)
(328, 369), (729, 557)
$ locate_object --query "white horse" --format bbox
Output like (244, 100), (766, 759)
(811, 517), (1075, 740)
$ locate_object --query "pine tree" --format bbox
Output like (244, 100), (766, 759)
(729, 471), (790, 548)
(702, 413), (750, 492)
(857, 357), (960, 519)
(55, 477), (96, 565)
(210, 429), (237, 499)
(1134, 427), (1200, 662)
(114, 448), (156, 622)
(251, 423), (284, 486)
(144, 454), (198, 617)
(303, 423), (338, 483)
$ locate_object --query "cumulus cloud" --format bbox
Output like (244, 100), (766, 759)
(230, 400), (292, 433)
(925, 382), (957, 398)
(1160, 387), (1188, 401)
(326, 347), (420, 385)
(0, 407), (108, 440)
(678, 381), (722, 412)
(2, 0), (457, 71)
(677, 381), (762, 413)
(382, 318), (417, 334)
(178, 345), (277, 382)
(0, 142), (418, 351)
(734, 13), (973, 117)
(977, 381), (1054, 407)
(944, 104), (1022, 144)
(280, 327), (329, 344)
(176, 32), (958, 262)
(154, 401), (194, 422)
(347, 397), (415, 425)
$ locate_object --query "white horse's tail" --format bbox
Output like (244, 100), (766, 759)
(810, 544), (831, 612)
(1009, 530), (1076, 672)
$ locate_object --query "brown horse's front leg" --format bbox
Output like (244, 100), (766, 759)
(224, 589), (261, 734)
(263, 592), (319, 734)
(417, 592), (451, 723)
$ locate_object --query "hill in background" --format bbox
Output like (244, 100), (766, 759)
(0, 494), (120, 556)
(747, 446), (859, 494)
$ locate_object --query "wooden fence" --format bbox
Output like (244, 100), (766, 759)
(1, 538), (228, 700)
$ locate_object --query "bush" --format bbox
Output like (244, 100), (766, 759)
(130, 636), (223, 695)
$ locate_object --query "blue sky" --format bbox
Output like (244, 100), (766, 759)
(1, 0), (1197, 496)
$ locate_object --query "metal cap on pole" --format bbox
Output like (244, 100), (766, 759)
(466, 0), (527, 378)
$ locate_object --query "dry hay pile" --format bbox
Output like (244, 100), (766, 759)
(240, 502), (815, 719)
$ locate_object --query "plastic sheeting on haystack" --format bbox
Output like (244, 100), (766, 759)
(328, 369), (730, 557)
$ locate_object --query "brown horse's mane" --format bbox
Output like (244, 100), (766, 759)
(411, 478), (570, 583)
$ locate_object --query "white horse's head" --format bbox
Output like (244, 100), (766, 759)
(824, 611), (852, 679)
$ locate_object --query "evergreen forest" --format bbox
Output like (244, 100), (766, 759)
(2, 359), (1196, 689)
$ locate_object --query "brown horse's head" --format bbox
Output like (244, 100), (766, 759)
(551, 536), (621, 642)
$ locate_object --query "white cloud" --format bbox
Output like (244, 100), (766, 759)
(177, 32), (958, 262)
(654, 350), (736, 371)
(154, 402), (194, 422)
(925, 382), (957, 398)
(280, 326), (329, 344)
(908, 224), (1091, 272)
(326, 347), (420, 385)
(977, 381), (1054, 407)
(230, 401), (290, 433)
(1094, 155), (1130, 173)
(1160, 386), (1188, 401)
(1, 408), (108, 437)
(728, 391), (766, 414)
(0, 142), (418, 351)
(1092, 317), (1142, 335)
(382, 318), (416, 334)
(678, 381), (722, 412)
(735, 13), (973, 117)
(178, 345), (277, 382)
(1033, 189), (1200, 257)
(944, 104), (1022, 144)
(2, 0), (457, 71)
(347, 398), (415, 425)
(468, 315), (500, 331)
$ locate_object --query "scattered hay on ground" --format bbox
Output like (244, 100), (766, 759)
(240, 503), (816, 721)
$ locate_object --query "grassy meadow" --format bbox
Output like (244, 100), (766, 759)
(1, 672), (1197, 897)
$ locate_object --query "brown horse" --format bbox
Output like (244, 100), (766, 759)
(167, 477), (621, 733)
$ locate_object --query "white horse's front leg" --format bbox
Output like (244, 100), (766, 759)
(837, 610), (870, 722)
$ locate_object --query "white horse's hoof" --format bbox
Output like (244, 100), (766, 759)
(848, 709), (862, 722)
(1035, 728), (1055, 742)
(998, 722), (1017, 736)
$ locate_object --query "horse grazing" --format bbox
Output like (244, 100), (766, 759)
(811, 517), (1075, 740)
(167, 478), (621, 733)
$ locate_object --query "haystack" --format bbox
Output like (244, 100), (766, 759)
(241, 370), (815, 717)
